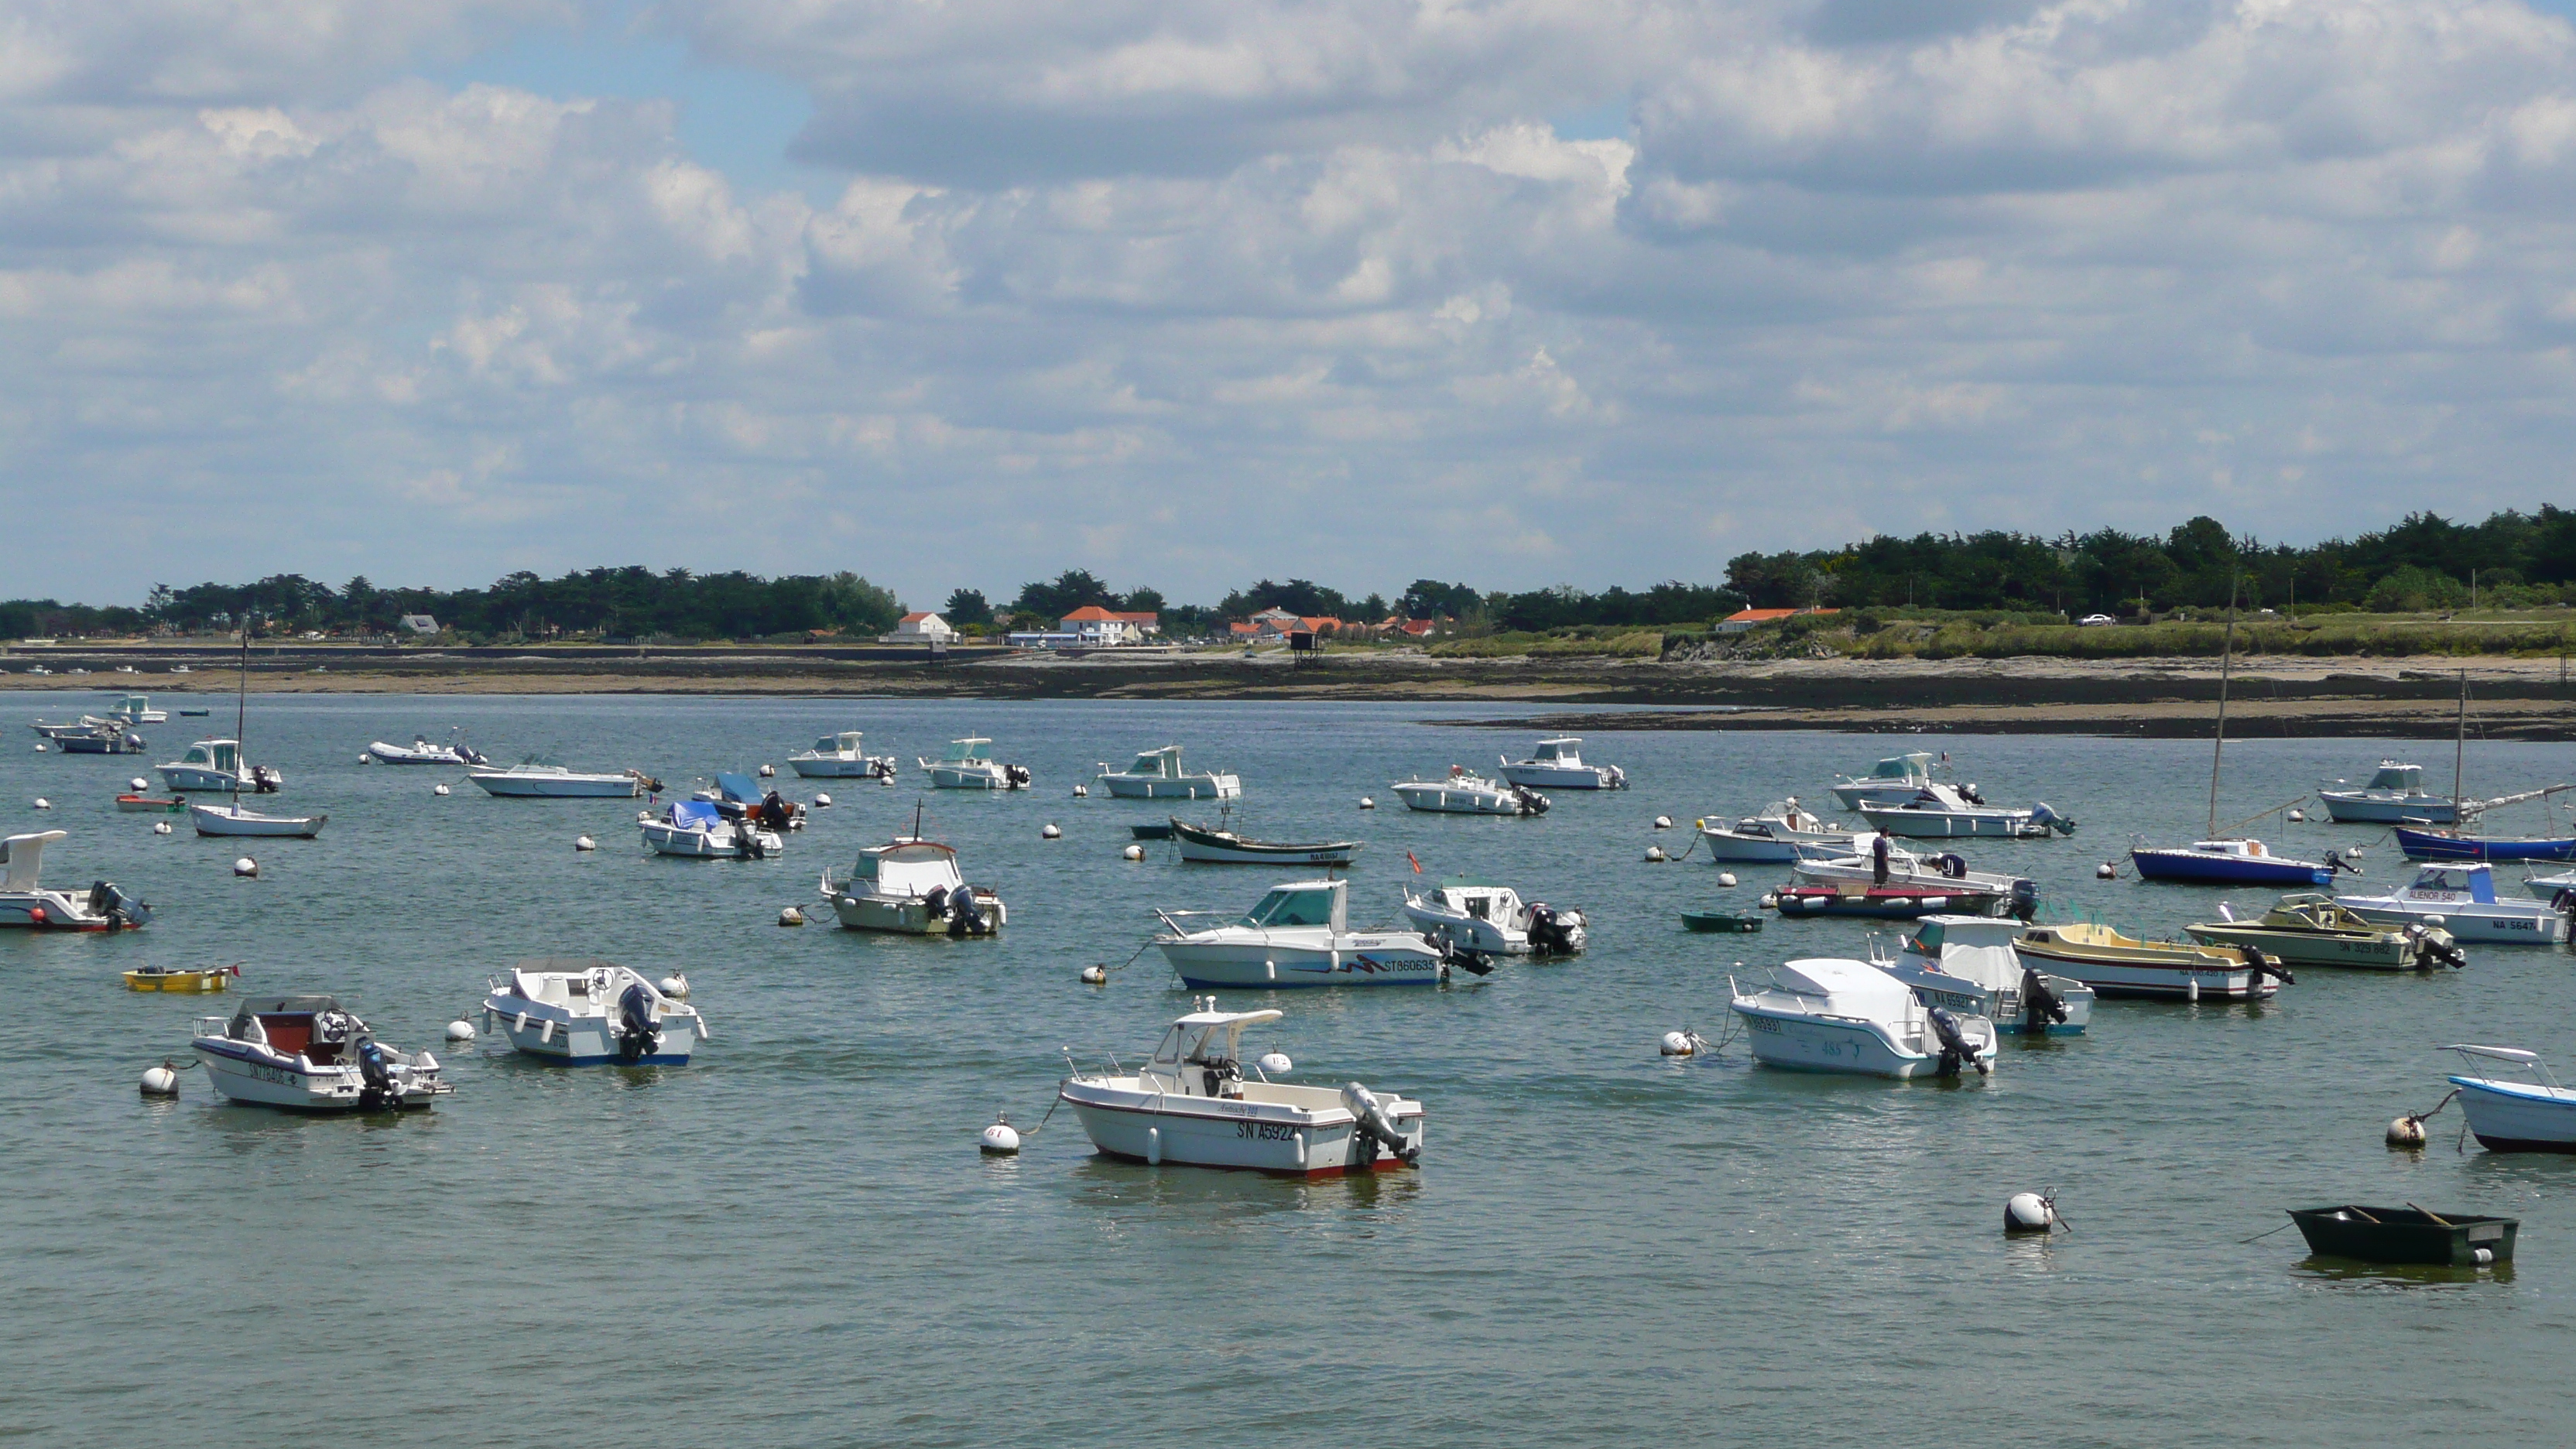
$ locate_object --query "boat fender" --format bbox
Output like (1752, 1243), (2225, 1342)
(615, 982), (661, 1062)
(2004, 1191), (2057, 1235)
(1341, 1083), (1418, 1165)
(2019, 969), (2068, 1030)
(1927, 1006), (1978, 1077)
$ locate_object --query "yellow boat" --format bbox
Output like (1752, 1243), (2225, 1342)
(2013, 921), (2286, 1000)
(123, 964), (236, 992)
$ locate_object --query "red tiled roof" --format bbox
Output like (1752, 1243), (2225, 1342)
(1060, 605), (1120, 622)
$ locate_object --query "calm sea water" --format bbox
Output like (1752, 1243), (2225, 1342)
(4, 690), (2574, 1447)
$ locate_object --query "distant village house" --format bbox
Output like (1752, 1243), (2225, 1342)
(884, 611), (957, 644)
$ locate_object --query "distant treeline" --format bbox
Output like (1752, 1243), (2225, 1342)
(5, 505), (2571, 642)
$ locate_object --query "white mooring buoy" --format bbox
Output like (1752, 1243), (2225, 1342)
(32, 798), (50, 810)
(2387, 1115), (2429, 1148)
(758, 763), (776, 778)
(140, 1061), (180, 1098)
(1644, 844), (1666, 862)
(814, 793), (832, 807)
(130, 776), (149, 792)
(779, 906), (806, 927)
(660, 974), (690, 999)
(2096, 862), (2115, 879)
(1042, 824), (1062, 839)
(1718, 872), (1738, 888)
(1258, 1051), (1293, 1074)
(879, 773), (895, 787)
(574, 834), (597, 851)
(359, 755), (372, 765)
(1122, 844), (1145, 862)
(445, 1019), (477, 1043)
(33, 743), (47, 754)
(981, 1112), (1022, 1155)
(153, 821), (172, 835)
(1359, 796), (1375, 810)
(1759, 892), (1779, 909)
(1080, 964), (1108, 985)
(433, 783), (450, 796)
(1653, 815), (1673, 830)
(231, 857), (258, 878)
(2288, 808), (2306, 822)
(2004, 1192), (2058, 1234)
(1072, 784), (1088, 799)
(1660, 1030), (1708, 1057)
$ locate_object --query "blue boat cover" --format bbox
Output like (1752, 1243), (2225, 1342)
(715, 772), (761, 803)
(670, 800), (723, 827)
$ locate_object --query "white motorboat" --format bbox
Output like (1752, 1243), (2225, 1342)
(158, 738), (283, 794)
(919, 738), (1028, 790)
(49, 720), (148, 755)
(1399, 878), (1585, 957)
(1058, 1002), (1423, 1174)
(1097, 745), (1238, 800)
(821, 837), (1005, 933)
(790, 730), (898, 780)
(1496, 738), (1625, 790)
(1154, 879), (1445, 988)
(1830, 752), (1940, 810)
(368, 730), (489, 766)
(481, 959), (707, 1065)
(1791, 834), (2036, 916)
(2520, 868), (2576, 903)
(1873, 916), (2093, 1036)
(0, 831), (151, 930)
(1391, 766), (1548, 816)
(32, 714), (121, 740)
(2337, 864), (2572, 945)
(1855, 783), (2074, 839)
(1697, 800), (1854, 862)
(1729, 958), (1997, 1078)
(470, 759), (652, 798)
(104, 694), (167, 724)
(2445, 1045), (2576, 1153)
(2321, 761), (2458, 824)
(639, 799), (783, 858)
(190, 995), (450, 1111)
(190, 802), (327, 838)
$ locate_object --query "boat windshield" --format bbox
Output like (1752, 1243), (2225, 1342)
(944, 739), (992, 762)
(1129, 749), (1173, 776)
(2365, 763), (2425, 792)
(1865, 753), (1932, 781)
(1240, 886), (1335, 929)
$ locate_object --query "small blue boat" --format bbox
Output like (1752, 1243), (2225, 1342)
(2129, 838), (2338, 887)
(2394, 826), (2576, 863)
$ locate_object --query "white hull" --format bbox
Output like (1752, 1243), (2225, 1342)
(1831, 783), (1926, 810)
(1059, 1084), (1421, 1175)
(160, 766), (263, 793)
(492, 1016), (697, 1064)
(830, 890), (1006, 933)
(1496, 763), (1617, 790)
(368, 742), (480, 766)
(1393, 784), (1536, 815)
(472, 772), (639, 798)
(1879, 960), (2093, 1034)
(2454, 1077), (2576, 1151)
(2322, 796), (2458, 824)
(926, 764), (1012, 789)
(1732, 1006), (1995, 1078)
(640, 820), (783, 858)
(191, 1043), (442, 1111)
(789, 758), (886, 779)
(2337, 900), (2567, 945)
(190, 804), (327, 838)
(1175, 840), (1361, 866)
(1101, 775), (1239, 800)
(1854, 806), (2038, 839)
(1156, 937), (1444, 988)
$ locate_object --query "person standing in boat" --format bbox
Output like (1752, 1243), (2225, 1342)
(1872, 833), (1892, 886)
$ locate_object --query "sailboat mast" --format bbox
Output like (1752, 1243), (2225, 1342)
(232, 620), (250, 804)
(2208, 565), (2239, 838)
(2454, 669), (2469, 807)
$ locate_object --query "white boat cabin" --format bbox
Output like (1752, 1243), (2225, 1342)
(938, 738), (995, 764)
(2, 829), (65, 892)
(174, 739), (243, 775)
(1525, 739), (1583, 766)
(1119, 745), (1191, 780)
(832, 839), (968, 899)
(810, 731), (868, 758)
(2398, 864), (2501, 905)
(1853, 753), (1935, 786)
(1139, 1007), (1286, 1098)
(1415, 879), (1528, 923)
(1235, 880), (1348, 933)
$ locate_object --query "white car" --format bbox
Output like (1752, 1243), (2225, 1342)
(2076, 613), (2119, 627)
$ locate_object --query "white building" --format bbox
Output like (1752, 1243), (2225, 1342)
(884, 611), (957, 644)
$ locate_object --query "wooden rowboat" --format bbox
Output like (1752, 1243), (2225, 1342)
(2288, 1204), (2516, 1266)
(125, 964), (237, 992)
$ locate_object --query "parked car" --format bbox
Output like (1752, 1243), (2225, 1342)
(2077, 613), (2119, 627)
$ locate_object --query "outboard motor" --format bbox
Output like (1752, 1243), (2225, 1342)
(355, 1035), (399, 1108)
(1005, 764), (1033, 790)
(2007, 879), (2038, 922)
(2242, 946), (2295, 988)
(1525, 904), (1578, 956)
(2030, 802), (2075, 835)
(2019, 968), (2067, 1031)
(734, 821), (769, 859)
(1512, 786), (1550, 815)
(2325, 848), (2361, 875)
(947, 889), (990, 937)
(1432, 927), (1493, 977)
(1960, 783), (1985, 805)
(1927, 1005), (1983, 1077)
(251, 764), (283, 793)
(1341, 1082), (1420, 1166)
(1603, 765), (1628, 790)
(2410, 925), (2467, 970)
(923, 885), (951, 920)
(758, 791), (794, 831)
(615, 981), (662, 1062)
(867, 759), (894, 781)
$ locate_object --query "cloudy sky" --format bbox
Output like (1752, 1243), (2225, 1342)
(8, 0), (2576, 610)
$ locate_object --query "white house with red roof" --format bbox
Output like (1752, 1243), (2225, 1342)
(883, 611), (956, 643)
(1060, 605), (1152, 645)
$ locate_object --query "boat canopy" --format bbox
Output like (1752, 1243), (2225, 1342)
(0, 830), (66, 891)
(1530, 738), (1579, 761)
(1773, 957), (1916, 1016)
(177, 739), (241, 772)
(2363, 762), (2429, 793)
(111, 694), (149, 714)
(668, 800), (724, 828)
(1928, 943), (2023, 991)
(1238, 880), (1346, 932)
(853, 839), (964, 895)
(1865, 752), (1935, 781)
(1908, 915), (2023, 954)
(228, 995), (342, 1028)
(941, 738), (994, 762)
(812, 731), (865, 754)
(2408, 865), (2499, 903)
(1148, 1008), (1285, 1069)
(715, 771), (762, 803)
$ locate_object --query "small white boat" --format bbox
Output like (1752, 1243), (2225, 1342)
(1391, 766), (1547, 816)
(1830, 752), (1940, 810)
(790, 730), (898, 780)
(190, 802), (327, 838)
(1729, 958), (1997, 1077)
(1154, 879), (1445, 988)
(2321, 761), (2459, 825)
(920, 738), (1028, 790)
(104, 694), (167, 724)
(1791, 834), (2034, 916)
(2445, 1045), (2576, 1153)
(1399, 878), (1585, 956)
(50, 721), (149, 755)
(1097, 745), (1238, 800)
(821, 837), (1005, 933)
(1496, 738), (1625, 790)
(1874, 916), (2093, 1035)
(368, 730), (489, 766)
(1855, 784), (2074, 839)
(2521, 868), (2576, 903)
(0, 830), (150, 930)
(158, 738), (283, 794)
(470, 759), (651, 798)
(481, 960), (707, 1065)
(1697, 800), (1853, 862)
(1058, 1002), (1423, 1174)
(2338, 863), (2572, 945)
(639, 799), (783, 858)
(190, 995), (450, 1111)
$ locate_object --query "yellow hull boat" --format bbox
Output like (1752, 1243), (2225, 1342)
(124, 966), (235, 992)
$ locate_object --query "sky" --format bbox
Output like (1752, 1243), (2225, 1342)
(8, 0), (2576, 611)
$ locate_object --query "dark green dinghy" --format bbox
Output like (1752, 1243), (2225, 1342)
(1680, 910), (1762, 933)
(2288, 1204), (2517, 1266)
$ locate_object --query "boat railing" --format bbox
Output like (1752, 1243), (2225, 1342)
(190, 1016), (229, 1039)
(2444, 1044), (2564, 1092)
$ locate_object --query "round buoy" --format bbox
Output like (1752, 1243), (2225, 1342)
(152, 821), (172, 835)
(1644, 844), (1666, 862)
(32, 798), (50, 810)
(1042, 824), (1061, 839)
(2288, 808), (2306, 822)
(433, 783), (450, 796)
(1359, 796), (1375, 810)
(779, 906), (805, 927)
(2096, 862), (2115, 879)
(660, 974), (690, 999)
(1122, 844), (1145, 862)
(231, 857), (258, 878)
(1072, 784), (1088, 798)
(1080, 964), (1108, 985)
(2387, 1115), (2428, 1148)
(1653, 815), (1673, 830)
(140, 1062), (180, 1098)
(2348, 844), (2365, 858)
(574, 834), (597, 851)
(358, 755), (371, 765)
(758, 763), (776, 778)
(1258, 1051), (1293, 1074)
(2004, 1192), (2057, 1234)
(130, 776), (149, 792)
(1718, 872), (1738, 888)
(814, 793), (832, 808)
(33, 743), (47, 754)
(445, 1019), (477, 1043)
(1660, 1031), (1694, 1057)
(1759, 892), (1779, 909)
(980, 1114), (1022, 1155)
(878, 773), (895, 787)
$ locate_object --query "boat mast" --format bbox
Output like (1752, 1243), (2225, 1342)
(232, 618), (250, 808)
(2208, 564), (2239, 839)
(2454, 669), (2468, 807)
